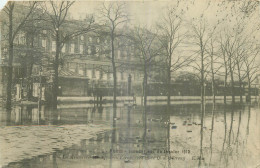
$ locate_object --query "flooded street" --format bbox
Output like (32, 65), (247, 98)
(0, 102), (259, 168)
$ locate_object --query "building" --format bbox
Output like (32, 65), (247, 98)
(0, 8), (149, 102)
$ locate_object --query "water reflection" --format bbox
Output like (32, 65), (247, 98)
(0, 102), (259, 168)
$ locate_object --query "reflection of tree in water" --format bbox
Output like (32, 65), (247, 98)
(109, 107), (117, 168)
(218, 102), (253, 168)
(228, 104), (234, 146)
(198, 101), (205, 167)
(209, 102), (215, 166)
(235, 108), (242, 153)
(246, 103), (251, 137)
(219, 103), (228, 167)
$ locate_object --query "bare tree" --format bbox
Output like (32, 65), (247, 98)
(41, 1), (94, 109)
(189, 18), (212, 112)
(2, 1), (38, 109)
(242, 43), (259, 102)
(131, 26), (160, 107)
(189, 19), (213, 163)
(220, 30), (239, 104)
(219, 34), (229, 104)
(206, 32), (223, 104)
(234, 36), (248, 103)
(157, 7), (192, 106)
(99, 2), (128, 108)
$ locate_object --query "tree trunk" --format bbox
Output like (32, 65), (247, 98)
(224, 74), (227, 105)
(210, 54), (215, 104)
(236, 61), (243, 103)
(223, 52), (228, 105)
(52, 30), (60, 109)
(27, 62), (33, 100)
(167, 67), (171, 107)
(247, 73), (251, 103)
(143, 67), (148, 107)
(111, 29), (117, 108)
(228, 56), (235, 104)
(200, 38), (205, 126)
(6, 8), (14, 110)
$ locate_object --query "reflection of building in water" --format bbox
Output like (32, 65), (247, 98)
(2, 104), (258, 168)
(2, 105), (170, 167)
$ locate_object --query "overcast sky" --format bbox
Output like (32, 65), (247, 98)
(69, 0), (259, 65)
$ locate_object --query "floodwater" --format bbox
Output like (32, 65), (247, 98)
(0, 102), (259, 168)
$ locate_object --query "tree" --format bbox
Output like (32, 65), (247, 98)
(242, 43), (259, 102)
(99, 2), (128, 108)
(2, 1), (38, 109)
(189, 18), (212, 113)
(157, 7), (191, 106)
(42, 1), (94, 109)
(220, 30), (239, 104)
(206, 33), (222, 104)
(20, 10), (47, 101)
(219, 34), (229, 104)
(131, 26), (160, 107)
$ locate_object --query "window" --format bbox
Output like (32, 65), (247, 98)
(117, 72), (121, 81)
(117, 50), (121, 59)
(87, 46), (91, 54)
(100, 71), (103, 80)
(92, 69), (96, 78)
(43, 30), (47, 34)
(96, 47), (99, 53)
(80, 35), (84, 41)
(61, 45), (65, 53)
(124, 73), (128, 81)
(19, 33), (26, 45)
(79, 44), (83, 54)
(69, 62), (76, 72)
(96, 70), (100, 79)
(52, 41), (56, 52)
(89, 37), (92, 42)
(87, 69), (92, 78)
(121, 72), (124, 80)
(103, 72), (107, 80)
(96, 47), (100, 56)
(70, 43), (75, 53)
(78, 64), (85, 75)
(42, 39), (46, 48)
(107, 73), (112, 81)
(97, 38), (100, 43)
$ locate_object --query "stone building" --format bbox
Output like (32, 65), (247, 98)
(0, 9), (147, 101)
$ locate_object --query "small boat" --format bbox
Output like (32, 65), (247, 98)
(124, 159), (130, 163)
(91, 155), (100, 159)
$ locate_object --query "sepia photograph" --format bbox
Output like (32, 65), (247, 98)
(0, 0), (259, 167)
